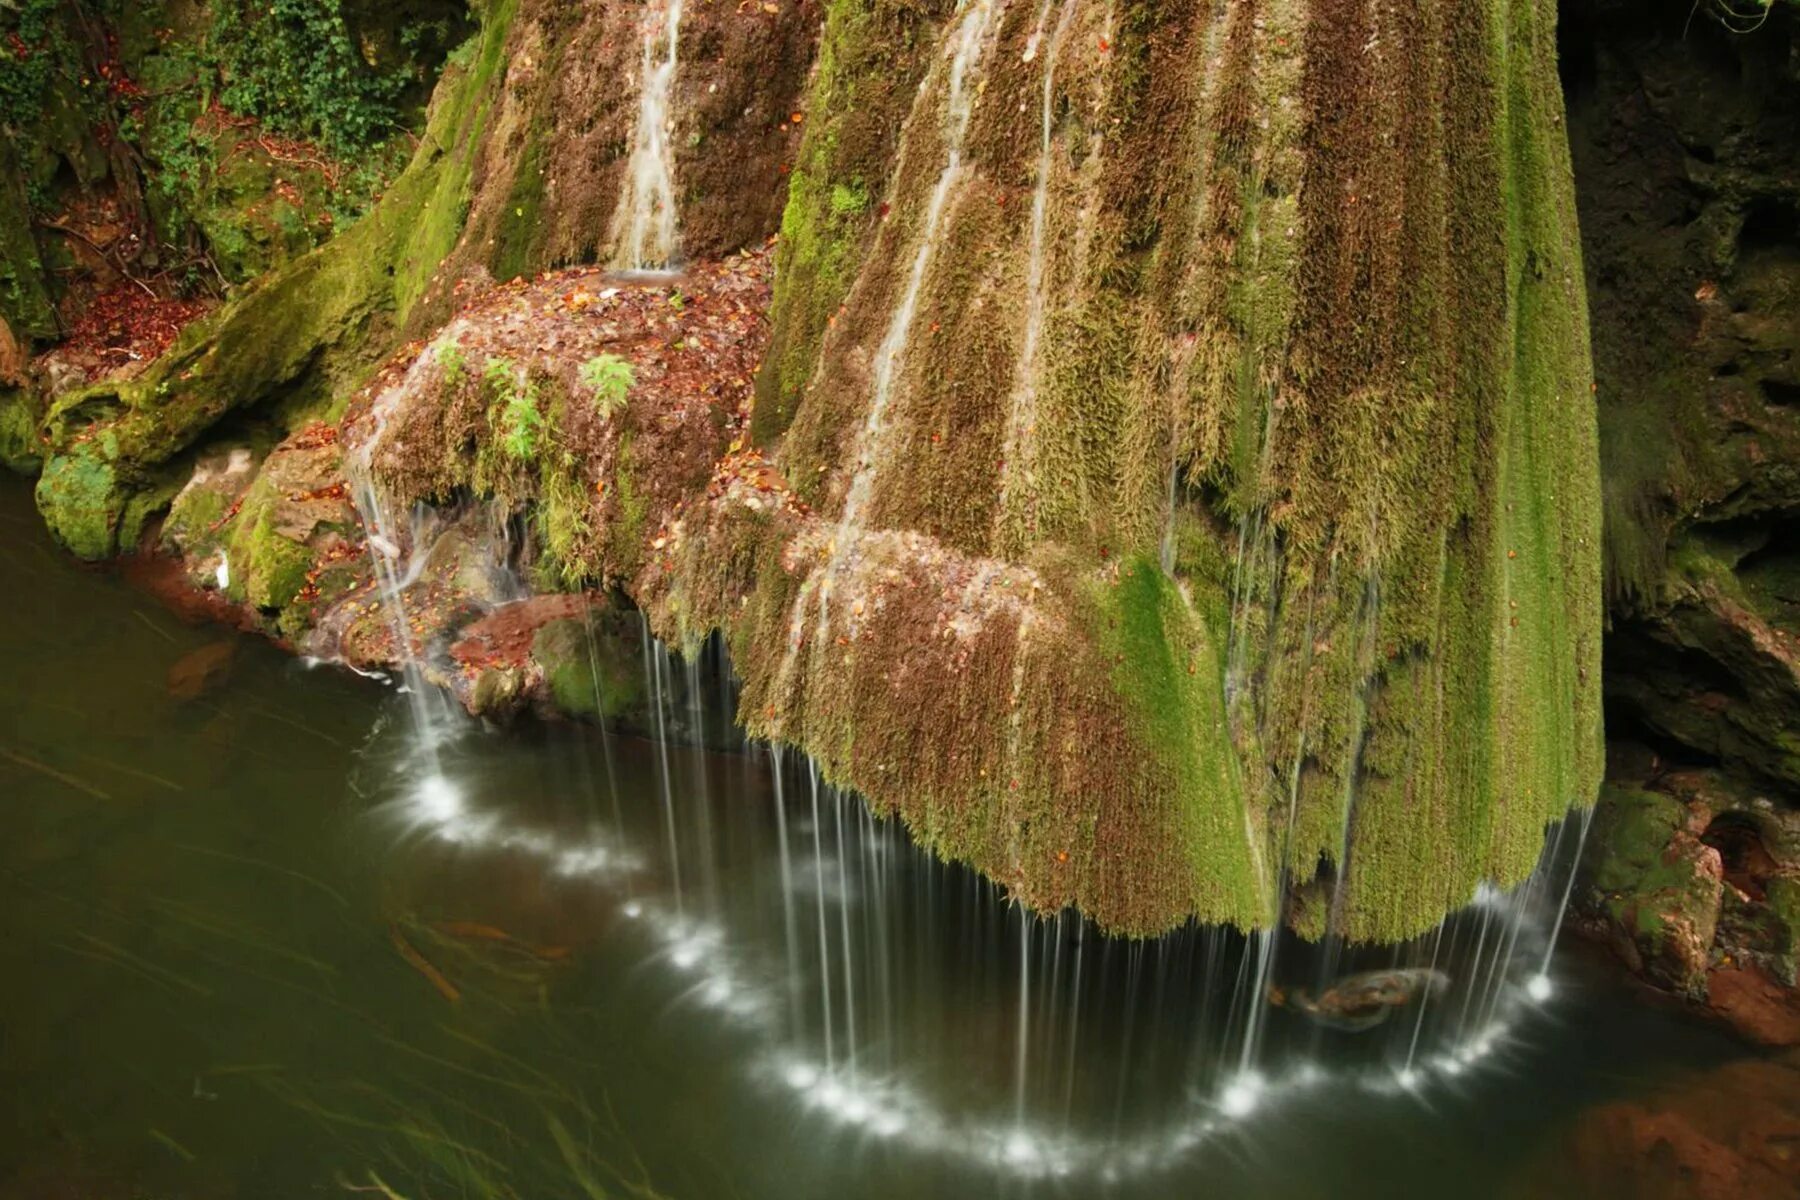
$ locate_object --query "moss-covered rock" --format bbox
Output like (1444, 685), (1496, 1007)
(30, 3), (522, 560)
(720, 0), (1602, 940)
(1583, 785), (1724, 997)
(0, 383), (45, 475)
(530, 616), (643, 724)
(34, 445), (125, 560)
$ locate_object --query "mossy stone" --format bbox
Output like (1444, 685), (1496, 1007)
(35, 448), (123, 560)
(531, 616), (642, 723)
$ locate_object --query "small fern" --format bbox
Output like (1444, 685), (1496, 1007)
(435, 339), (466, 386)
(580, 354), (635, 419)
(485, 356), (542, 462)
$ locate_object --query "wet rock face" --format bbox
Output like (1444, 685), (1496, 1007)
(1580, 784), (1725, 998)
(1578, 762), (1800, 1041)
(1566, 0), (1800, 777)
(1565, 0), (1800, 1025)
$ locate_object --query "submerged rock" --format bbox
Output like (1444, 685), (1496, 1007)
(1532, 1051), (1800, 1200)
(166, 639), (238, 703)
(1265, 967), (1451, 1033)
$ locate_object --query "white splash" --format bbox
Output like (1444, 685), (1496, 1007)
(610, 0), (687, 270)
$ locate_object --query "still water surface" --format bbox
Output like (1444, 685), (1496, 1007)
(0, 478), (1756, 1198)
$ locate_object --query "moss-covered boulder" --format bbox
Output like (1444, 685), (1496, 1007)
(531, 616), (643, 724)
(34, 445), (126, 560)
(1584, 785), (1725, 997)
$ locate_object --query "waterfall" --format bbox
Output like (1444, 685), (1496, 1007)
(343, 340), (470, 788)
(610, 0), (686, 271)
(837, 0), (1004, 537)
(996, 0), (1078, 546)
(363, 619), (1595, 1182)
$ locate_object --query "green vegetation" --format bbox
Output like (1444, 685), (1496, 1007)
(484, 357), (542, 461)
(209, 0), (433, 156)
(752, 0), (947, 444)
(32, 1), (520, 557)
(579, 354), (634, 418)
(436, 339), (467, 386)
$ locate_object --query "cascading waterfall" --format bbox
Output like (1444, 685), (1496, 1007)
(610, 0), (687, 271)
(995, 0), (1078, 545)
(836, 0), (1003, 539)
(343, 338), (483, 787)
(372, 618), (1595, 1183)
(326, 2), (1602, 1181)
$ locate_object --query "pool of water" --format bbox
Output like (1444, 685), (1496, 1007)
(0, 475), (1762, 1199)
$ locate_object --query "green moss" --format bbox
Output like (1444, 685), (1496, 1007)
(32, 2), (521, 559)
(34, 446), (124, 560)
(164, 483), (229, 549)
(1097, 558), (1266, 925)
(531, 617), (643, 722)
(611, 433), (648, 577)
(224, 497), (312, 610)
(1767, 876), (1800, 985)
(752, 0), (952, 445)
(0, 385), (45, 475)
(534, 455), (599, 590)
(0, 144), (55, 340)
(742, 0), (1601, 941)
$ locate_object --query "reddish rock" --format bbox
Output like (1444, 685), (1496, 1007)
(0, 316), (23, 387)
(1710, 966), (1800, 1047)
(1548, 1054), (1800, 1200)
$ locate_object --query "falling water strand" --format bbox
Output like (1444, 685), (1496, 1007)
(642, 620), (685, 916)
(997, 0), (1078, 542)
(834, 791), (859, 1081)
(685, 651), (720, 917)
(1454, 904), (1494, 1039)
(580, 608), (625, 835)
(342, 351), (466, 775)
(769, 746), (803, 1038)
(835, 0), (1002, 538)
(1015, 906), (1032, 1130)
(1538, 805), (1595, 978)
(1062, 921), (1085, 1130)
(1403, 922), (1447, 1074)
(610, 0), (686, 269)
(808, 762), (835, 1069)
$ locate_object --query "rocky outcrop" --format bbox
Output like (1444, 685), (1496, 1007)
(1579, 783), (1725, 997)
(1565, 0), (1800, 1032)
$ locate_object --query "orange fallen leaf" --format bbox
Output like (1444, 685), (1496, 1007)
(390, 925), (460, 1003)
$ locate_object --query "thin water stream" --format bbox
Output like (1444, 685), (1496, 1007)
(0, 475), (1759, 1198)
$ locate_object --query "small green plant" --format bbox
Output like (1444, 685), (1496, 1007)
(435, 339), (466, 386)
(579, 354), (635, 418)
(485, 356), (542, 461)
(829, 181), (870, 217)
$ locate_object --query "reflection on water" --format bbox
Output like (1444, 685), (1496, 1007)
(0, 477), (1759, 1199)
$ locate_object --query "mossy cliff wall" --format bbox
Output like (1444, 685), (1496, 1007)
(661, 0), (1603, 942)
(21, 0), (1601, 946)
(1559, 0), (1800, 1032)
